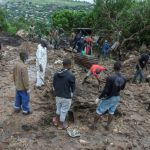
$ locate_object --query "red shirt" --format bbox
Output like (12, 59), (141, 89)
(90, 64), (105, 79)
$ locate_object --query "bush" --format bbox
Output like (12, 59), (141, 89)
(52, 9), (93, 32)
(0, 9), (8, 31)
(7, 23), (17, 34)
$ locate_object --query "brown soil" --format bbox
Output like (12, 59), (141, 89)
(0, 40), (150, 150)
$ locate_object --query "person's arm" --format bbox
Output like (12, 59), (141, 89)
(93, 73), (99, 80)
(70, 75), (75, 93)
(99, 77), (110, 99)
(121, 77), (126, 90)
(97, 78), (100, 85)
(13, 66), (16, 84)
(145, 63), (148, 71)
(36, 46), (42, 64)
(53, 73), (57, 90)
(22, 66), (29, 90)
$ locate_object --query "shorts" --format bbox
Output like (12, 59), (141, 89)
(96, 96), (120, 115)
(56, 97), (72, 122)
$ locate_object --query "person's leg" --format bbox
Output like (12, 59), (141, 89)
(91, 98), (110, 130)
(106, 96), (120, 130)
(133, 69), (139, 83)
(82, 71), (91, 84)
(21, 91), (30, 114)
(58, 98), (72, 129)
(14, 90), (22, 112)
(104, 51), (107, 58)
(36, 70), (43, 87)
(147, 103), (150, 112)
(82, 76), (88, 84)
(139, 70), (144, 83)
(104, 114), (113, 130)
(55, 97), (62, 126)
(40, 69), (45, 86)
(91, 113), (102, 130)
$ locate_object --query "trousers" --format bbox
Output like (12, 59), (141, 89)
(14, 90), (30, 113)
(133, 69), (144, 83)
(56, 97), (72, 122)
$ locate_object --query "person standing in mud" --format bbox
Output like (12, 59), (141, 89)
(133, 52), (150, 83)
(91, 62), (126, 130)
(13, 51), (31, 115)
(101, 40), (110, 59)
(53, 28), (60, 50)
(36, 40), (47, 89)
(72, 32), (82, 50)
(29, 24), (35, 41)
(53, 59), (75, 129)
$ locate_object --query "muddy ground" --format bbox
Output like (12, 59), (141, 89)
(0, 40), (150, 150)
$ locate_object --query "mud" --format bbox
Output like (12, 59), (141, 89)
(0, 32), (24, 47)
(0, 41), (150, 150)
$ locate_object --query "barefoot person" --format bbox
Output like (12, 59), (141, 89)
(53, 59), (75, 129)
(13, 52), (31, 115)
(91, 62), (126, 130)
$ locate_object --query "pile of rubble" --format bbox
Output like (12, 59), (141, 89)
(0, 40), (150, 150)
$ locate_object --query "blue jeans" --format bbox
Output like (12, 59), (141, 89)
(102, 50), (109, 58)
(96, 96), (120, 115)
(133, 69), (144, 83)
(14, 90), (30, 113)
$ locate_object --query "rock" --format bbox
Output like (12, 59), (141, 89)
(16, 29), (28, 39)
(146, 74), (150, 84)
(141, 136), (150, 148)
(130, 114), (144, 121)
(123, 55), (136, 65)
(79, 139), (89, 145)
(139, 43), (147, 52)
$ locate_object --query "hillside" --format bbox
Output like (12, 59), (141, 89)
(5, 0), (91, 6)
(0, 0), (92, 24)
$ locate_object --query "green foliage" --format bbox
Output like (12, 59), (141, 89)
(0, 9), (8, 31)
(35, 21), (49, 35)
(92, 0), (150, 43)
(7, 23), (17, 34)
(52, 10), (93, 32)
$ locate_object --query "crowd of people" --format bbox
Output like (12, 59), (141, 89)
(11, 37), (150, 130)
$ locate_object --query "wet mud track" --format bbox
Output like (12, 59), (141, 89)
(0, 42), (150, 150)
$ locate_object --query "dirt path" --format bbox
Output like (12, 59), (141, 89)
(0, 42), (150, 150)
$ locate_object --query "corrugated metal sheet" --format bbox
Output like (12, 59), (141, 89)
(74, 53), (98, 69)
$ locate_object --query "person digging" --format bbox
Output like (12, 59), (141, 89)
(82, 64), (107, 86)
(90, 61), (126, 130)
(53, 59), (75, 130)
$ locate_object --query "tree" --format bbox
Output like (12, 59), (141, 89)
(52, 9), (93, 32)
(0, 9), (8, 31)
(92, 0), (150, 45)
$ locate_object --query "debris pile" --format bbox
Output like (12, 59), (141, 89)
(0, 40), (150, 150)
